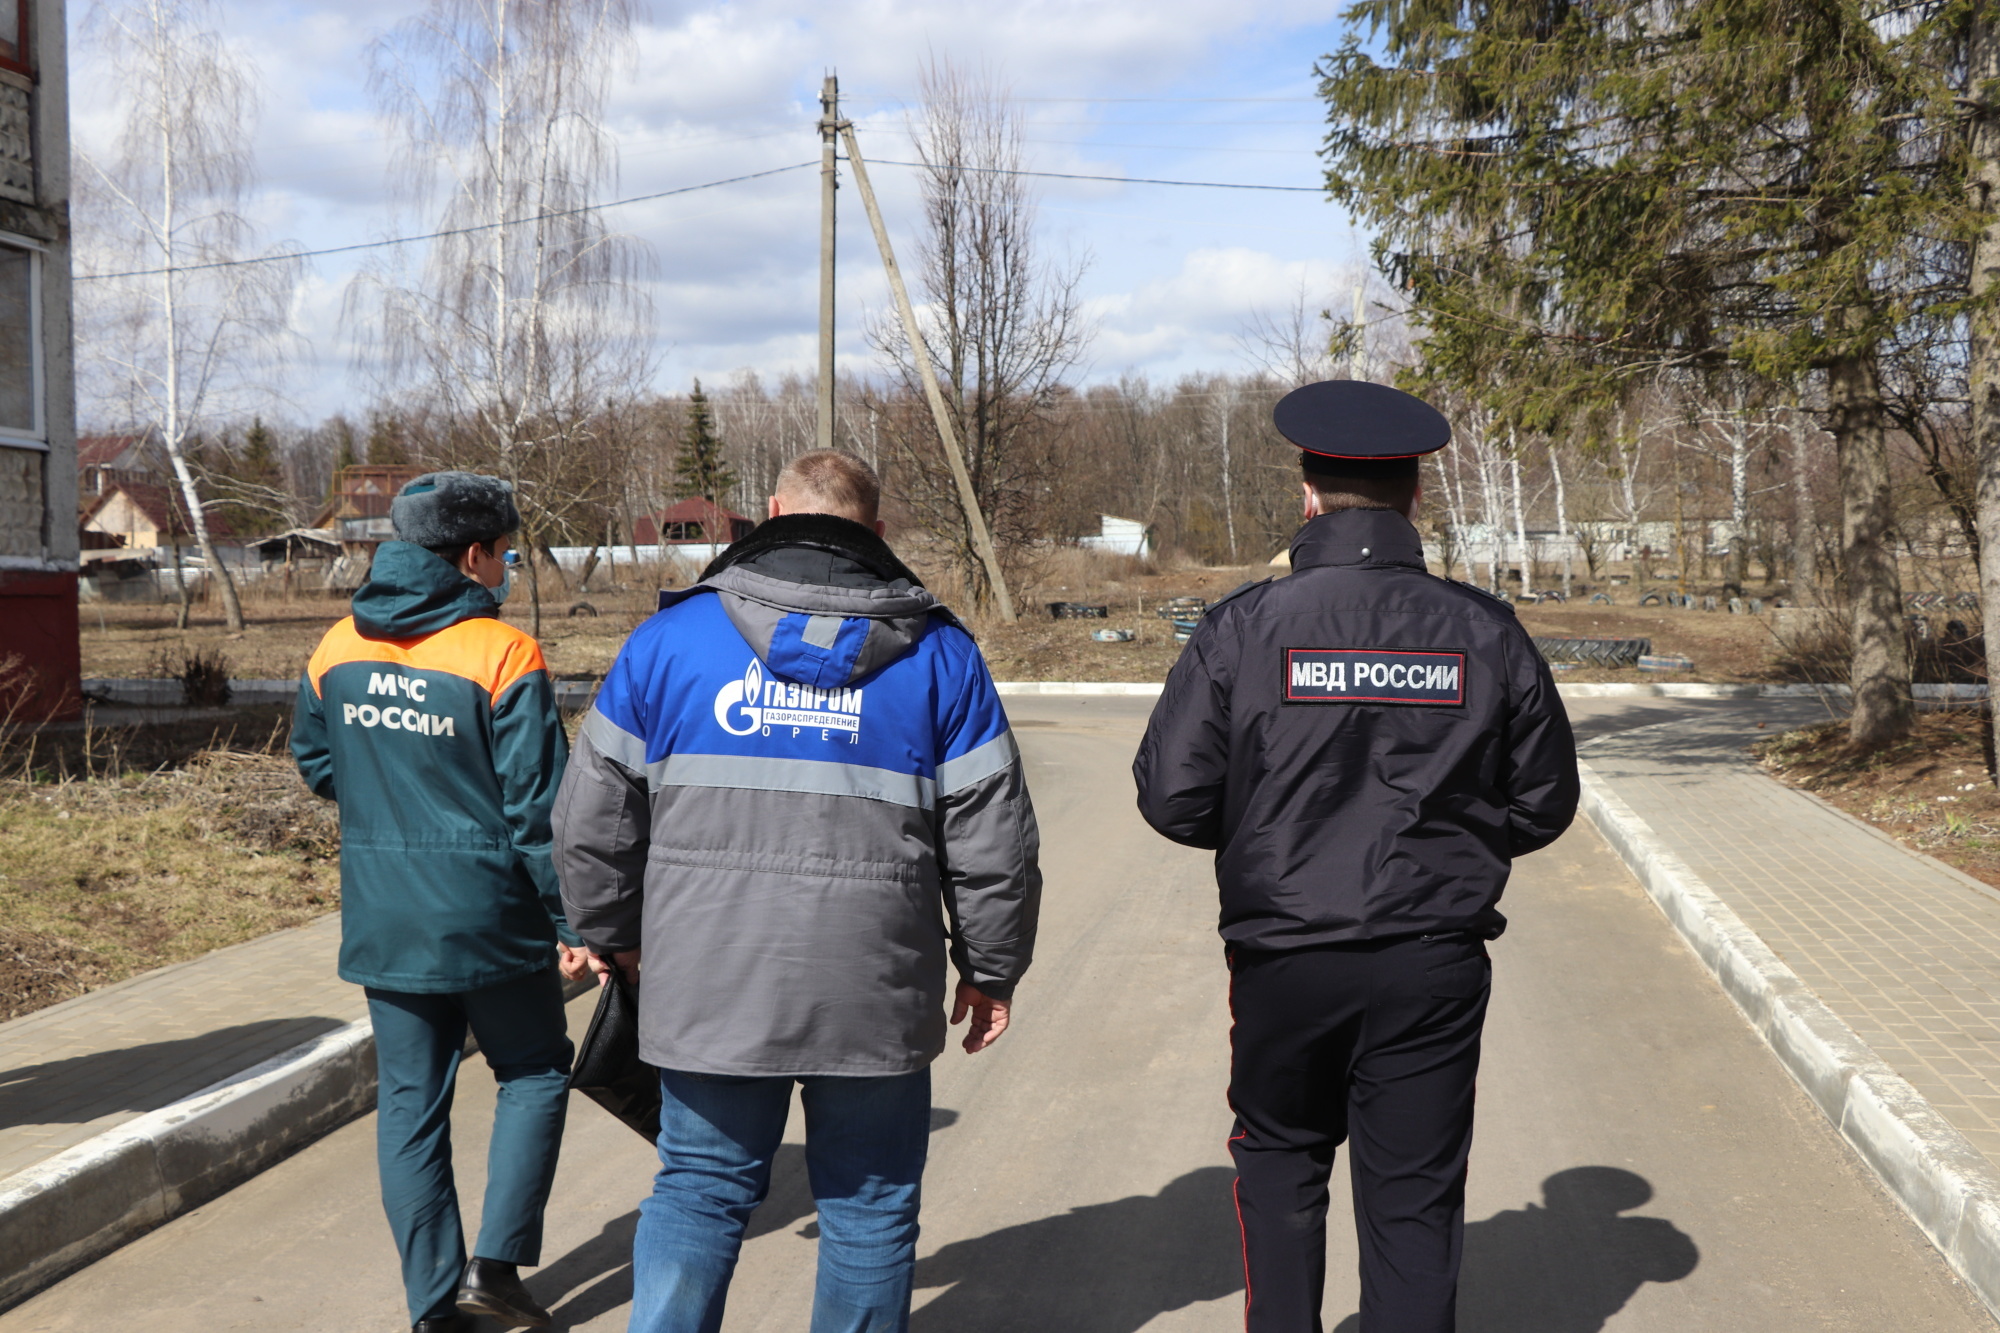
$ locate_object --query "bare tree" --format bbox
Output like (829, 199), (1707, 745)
(1239, 281), (1343, 387)
(1239, 272), (1412, 390)
(75, 0), (299, 631)
(1681, 373), (1784, 591)
(354, 0), (651, 634)
(869, 59), (1090, 609)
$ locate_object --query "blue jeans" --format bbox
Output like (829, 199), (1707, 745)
(366, 968), (573, 1323)
(630, 1066), (931, 1333)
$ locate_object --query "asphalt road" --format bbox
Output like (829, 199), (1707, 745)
(3, 696), (1991, 1331)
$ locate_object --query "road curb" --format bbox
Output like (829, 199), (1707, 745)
(0, 1019), (376, 1312)
(992, 681), (1987, 701)
(0, 974), (596, 1312)
(1578, 763), (2000, 1321)
(995, 681), (1165, 696)
(1558, 682), (1986, 700)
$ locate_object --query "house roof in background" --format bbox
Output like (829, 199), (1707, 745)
(652, 497), (751, 525)
(76, 433), (154, 471)
(82, 481), (238, 540)
(633, 497), (754, 545)
(316, 464), (422, 523)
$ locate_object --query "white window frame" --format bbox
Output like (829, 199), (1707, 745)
(0, 228), (44, 450)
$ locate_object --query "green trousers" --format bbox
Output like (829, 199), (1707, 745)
(366, 967), (574, 1323)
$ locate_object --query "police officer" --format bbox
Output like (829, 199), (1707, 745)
(1132, 381), (1579, 1333)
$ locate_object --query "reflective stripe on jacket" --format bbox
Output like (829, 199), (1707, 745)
(553, 520), (1041, 1077)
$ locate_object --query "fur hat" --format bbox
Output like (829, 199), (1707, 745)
(390, 472), (521, 548)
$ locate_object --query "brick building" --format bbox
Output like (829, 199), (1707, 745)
(0, 0), (78, 719)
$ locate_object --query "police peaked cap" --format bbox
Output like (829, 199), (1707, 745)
(1274, 380), (1451, 471)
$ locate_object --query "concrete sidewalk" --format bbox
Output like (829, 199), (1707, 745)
(0, 913), (369, 1307)
(1578, 708), (2000, 1317)
(0, 915), (359, 1184)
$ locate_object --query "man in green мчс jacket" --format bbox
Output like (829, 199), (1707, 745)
(291, 472), (589, 1333)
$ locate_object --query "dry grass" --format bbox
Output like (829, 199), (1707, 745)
(967, 551), (1273, 682)
(80, 586), (665, 683)
(1511, 600), (1788, 683)
(1756, 711), (2000, 891)
(80, 552), (1814, 687)
(0, 746), (339, 1020)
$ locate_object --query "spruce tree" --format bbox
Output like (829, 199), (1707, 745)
(366, 412), (410, 465)
(1319, 0), (1974, 748)
(207, 415), (286, 535)
(673, 380), (737, 510)
(331, 421), (358, 486)
(240, 416), (281, 489)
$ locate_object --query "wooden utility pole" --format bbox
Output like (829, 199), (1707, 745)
(816, 75), (838, 452)
(838, 120), (1017, 621)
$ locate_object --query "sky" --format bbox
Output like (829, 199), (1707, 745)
(68, 0), (1363, 424)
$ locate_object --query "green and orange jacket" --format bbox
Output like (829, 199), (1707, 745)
(290, 541), (581, 993)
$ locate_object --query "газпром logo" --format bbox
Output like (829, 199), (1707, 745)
(713, 658), (766, 735)
(713, 658), (866, 739)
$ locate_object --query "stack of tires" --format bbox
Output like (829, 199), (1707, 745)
(1528, 637), (1653, 668)
(1155, 597), (1208, 644)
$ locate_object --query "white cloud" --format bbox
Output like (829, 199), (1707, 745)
(1085, 247), (1359, 377)
(69, 0), (1356, 423)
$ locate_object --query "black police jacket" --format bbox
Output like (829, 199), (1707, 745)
(1133, 507), (1579, 951)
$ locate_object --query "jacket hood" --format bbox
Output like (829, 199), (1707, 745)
(351, 540), (499, 640)
(1290, 508), (1426, 571)
(664, 514), (946, 689)
(699, 511), (926, 588)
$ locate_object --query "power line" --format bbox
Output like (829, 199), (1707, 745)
(845, 96), (1320, 104)
(76, 155), (1327, 282)
(856, 158), (1324, 193)
(75, 160), (821, 282)
(1016, 97), (1319, 104)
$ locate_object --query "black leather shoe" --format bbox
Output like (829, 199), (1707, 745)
(455, 1257), (552, 1329)
(413, 1317), (464, 1333)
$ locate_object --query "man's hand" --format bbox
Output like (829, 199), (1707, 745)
(556, 943), (591, 982)
(586, 948), (643, 987)
(950, 983), (1010, 1054)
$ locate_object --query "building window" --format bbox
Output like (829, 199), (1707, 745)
(0, 235), (42, 445)
(0, 0), (25, 75)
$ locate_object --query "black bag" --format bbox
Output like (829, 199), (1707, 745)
(567, 969), (661, 1142)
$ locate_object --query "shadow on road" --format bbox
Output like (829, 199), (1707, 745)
(538, 1207), (639, 1327)
(0, 1017), (348, 1128)
(1331, 1167), (1698, 1333)
(910, 1166), (1243, 1332)
(537, 1105), (966, 1324)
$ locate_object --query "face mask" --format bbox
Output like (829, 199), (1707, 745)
(491, 569), (513, 605)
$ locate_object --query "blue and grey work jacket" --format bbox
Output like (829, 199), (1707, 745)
(553, 516), (1042, 1077)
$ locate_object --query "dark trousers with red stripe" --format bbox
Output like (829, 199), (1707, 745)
(1227, 934), (1490, 1333)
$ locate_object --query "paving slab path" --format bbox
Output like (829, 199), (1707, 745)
(1578, 705), (2000, 1169)
(4, 696), (1992, 1330)
(0, 914), (359, 1183)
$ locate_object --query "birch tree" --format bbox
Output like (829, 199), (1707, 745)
(870, 59), (1090, 608)
(356, 0), (650, 635)
(1546, 438), (1572, 599)
(76, 0), (298, 631)
(1974, 8), (2000, 776)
